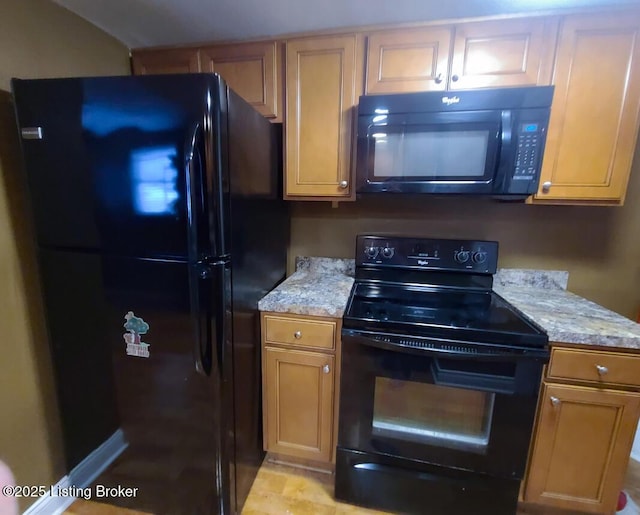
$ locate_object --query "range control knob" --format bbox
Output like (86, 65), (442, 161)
(365, 246), (378, 259)
(455, 250), (470, 263)
(472, 251), (487, 264)
(381, 247), (395, 259)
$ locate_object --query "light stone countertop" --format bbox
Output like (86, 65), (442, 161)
(257, 257), (354, 318)
(258, 258), (640, 350)
(495, 285), (640, 350)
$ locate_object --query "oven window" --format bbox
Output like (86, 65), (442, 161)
(372, 377), (495, 454)
(371, 128), (490, 178)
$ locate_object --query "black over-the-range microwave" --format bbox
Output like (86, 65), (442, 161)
(355, 86), (554, 198)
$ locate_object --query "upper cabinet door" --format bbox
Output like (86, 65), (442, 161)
(200, 41), (282, 121)
(535, 12), (640, 204)
(131, 48), (201, 75)
(285, 34), (363, 199)
(449, 18), (557, 90)
(365, 27), (453, 94)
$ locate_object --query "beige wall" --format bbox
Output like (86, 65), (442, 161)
(290, 148), (640, 321)
(0, 0), (128, 510)
(0, 0), (129, 90)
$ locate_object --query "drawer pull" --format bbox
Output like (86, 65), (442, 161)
(550, 396), (560, 407)
(595, 365), (608, 376)
(323, 364), (330, 374)
(294, 331), (302, 339)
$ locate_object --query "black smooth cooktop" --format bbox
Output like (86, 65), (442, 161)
(344, 235), (549, 351)
(343, 282), (548, 349)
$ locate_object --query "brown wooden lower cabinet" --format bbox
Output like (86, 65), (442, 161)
(261, 312), (341, 466)
(524, 347), (640, 514)
(263, 347), (335, 462)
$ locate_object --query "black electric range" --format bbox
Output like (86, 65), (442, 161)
(336, 235), (549, 515)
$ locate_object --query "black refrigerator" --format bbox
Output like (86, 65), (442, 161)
(11, 74), (288, 514)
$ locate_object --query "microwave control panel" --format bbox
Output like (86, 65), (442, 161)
(513, 123), (544, 180)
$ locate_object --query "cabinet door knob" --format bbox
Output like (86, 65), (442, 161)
(339, 180), (348, 189)
(451, 74), (459, 82)
(294, 331), (302, 339)
(323, 364), (330, 374)
(550, 396), (560, 407)
(541, 181), (552, 193)
(596, 364), (608, 375)
(434, 73), (443, 84)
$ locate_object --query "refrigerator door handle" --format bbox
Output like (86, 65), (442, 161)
(185, 122), (206, 261)
(189, 260), (228, 377)
(213, 260), (229, 380)
(190, 261), (213, 376)
(186, 122), (215, 376)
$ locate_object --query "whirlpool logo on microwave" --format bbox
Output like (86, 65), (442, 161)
(441, 96), (460, 106)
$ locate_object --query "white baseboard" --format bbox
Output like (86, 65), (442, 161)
(24, 429), (128, 515)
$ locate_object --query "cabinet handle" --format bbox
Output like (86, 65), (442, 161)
(339, 180), (348, 189)
(550, 396), (560, 407)
(323, 364), (330, 374)
(596, 364), (608, 376)
(294, 331), (302, 339)
(451, 74), (459, 82)
(434, 73), (443, 84)
(541, 181), (552, 193)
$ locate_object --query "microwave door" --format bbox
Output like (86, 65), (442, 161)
(357, 112), (502, 194)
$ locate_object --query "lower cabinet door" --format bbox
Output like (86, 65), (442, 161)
(263, 347), (335, 462)
(525, 383), (640, 513)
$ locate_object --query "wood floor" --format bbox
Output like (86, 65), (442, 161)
(65, 457), (640, 514)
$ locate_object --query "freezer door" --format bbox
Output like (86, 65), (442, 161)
(12, 75), (227, 259)
(39, 249), (230, 513)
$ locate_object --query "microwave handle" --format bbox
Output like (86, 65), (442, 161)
(501, 110), (512, 147)
(495, 110), (513, 191)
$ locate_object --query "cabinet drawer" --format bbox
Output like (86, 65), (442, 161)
(264, 315), (336, 350)
(548, 348), (640, 387)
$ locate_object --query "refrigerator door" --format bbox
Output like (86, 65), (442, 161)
(11, 75), (227, 260)
(39, 249), (229, 513)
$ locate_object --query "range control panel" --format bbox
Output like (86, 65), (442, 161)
(356, 235), (498, 274)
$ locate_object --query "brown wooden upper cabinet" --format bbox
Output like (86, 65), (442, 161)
(365, 26), (453, 94)
(285, 34), (363, 199)
(131, 48), (201, 75)
(200, 41), (282, 121)
(365, 17), (557, 94)
(534, 11), (640, 204)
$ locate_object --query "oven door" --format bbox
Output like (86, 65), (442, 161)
(355, 111), (503, 194)
(338, 330), (544, 480)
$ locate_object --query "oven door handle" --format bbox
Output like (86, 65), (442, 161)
(343, 330), (547, 362)
(430, 358), (516, 394)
